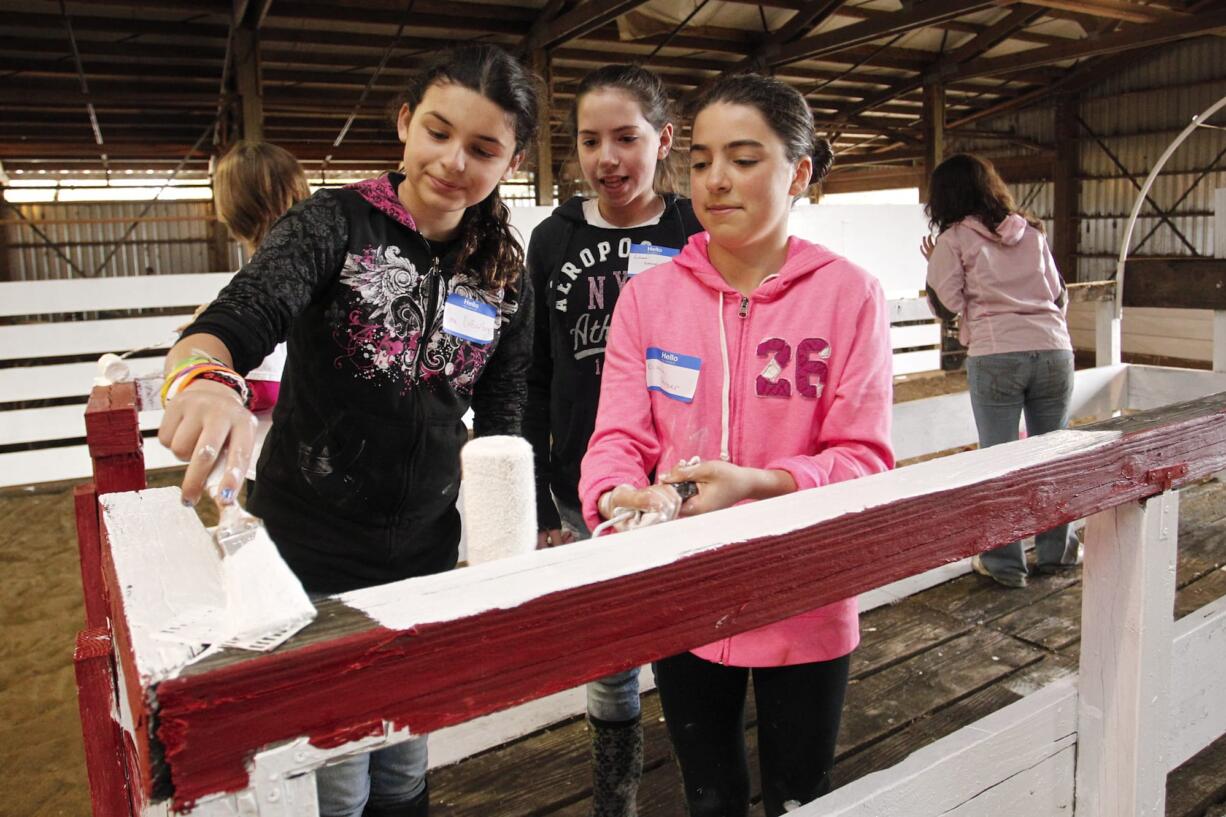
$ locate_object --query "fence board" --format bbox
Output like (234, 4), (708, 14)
(0, 273), (234, 316)
(803, 681), (1077, 816)
(1169, 594), (1226, 769)
(0, 316), (186, 361)
(98, 390), (1226, 809)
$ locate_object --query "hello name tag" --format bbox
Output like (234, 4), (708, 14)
(627, 243), (680, 277)
(645, 347), (701, 403)
(442, 294), (498, 344)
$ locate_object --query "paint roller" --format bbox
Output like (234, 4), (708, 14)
(460, 435), (538, 564)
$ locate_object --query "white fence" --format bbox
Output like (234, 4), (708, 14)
(0, 274), (939, 489)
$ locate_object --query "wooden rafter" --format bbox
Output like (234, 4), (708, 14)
(523, 0), (653, 52)
(956, 8), (1226, 80)
(834, 5), (1046, 123)
(1018, 0), (1184, 23)
(770, 0), (1002, 67)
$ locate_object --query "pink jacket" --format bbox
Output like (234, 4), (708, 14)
(925, 214), (1071, 356)
(579, 232), (894, 667)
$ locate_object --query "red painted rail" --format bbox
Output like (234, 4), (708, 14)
(78, 385), (1226, 811)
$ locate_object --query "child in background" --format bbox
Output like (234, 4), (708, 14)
(922, 153), (1079, 588)
(580, 75), (894, 817)
(524, 64), (702, 817)
(212, 140), (310, 412)
(157, 46), (540, 817)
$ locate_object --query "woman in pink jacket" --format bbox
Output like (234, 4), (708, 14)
(579, 74), (894, 817)
(923, 153), (1080, 588)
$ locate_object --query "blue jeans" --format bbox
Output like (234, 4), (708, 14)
(558, 500), (642, 723)
(309, 590), (429, 817)
(966, 350), (1081, 583)
(315, 739), (428, 817)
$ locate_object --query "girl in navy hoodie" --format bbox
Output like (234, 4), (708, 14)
(524, 65), (702, 817)
(157, 46), (539, 817)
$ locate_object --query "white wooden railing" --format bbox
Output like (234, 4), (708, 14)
(0, 274), (940, 489)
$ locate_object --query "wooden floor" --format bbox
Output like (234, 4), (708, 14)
(2, 470), (1224, 816)
(429, 478), (1226, 817)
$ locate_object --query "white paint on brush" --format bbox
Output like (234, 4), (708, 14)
(100, 489), (314, 682)
(459, 435), (536, 565)
(342, 427), (1122, 632)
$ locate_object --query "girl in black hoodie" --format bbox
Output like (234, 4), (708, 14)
(524, 64), (703, 817)
(158, 46), (539, 817)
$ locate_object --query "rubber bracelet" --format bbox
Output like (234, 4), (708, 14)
(196, 370), (252, 407)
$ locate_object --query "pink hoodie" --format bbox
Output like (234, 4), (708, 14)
(926, 214), (1071, 356)
(579, 232), (894, 667)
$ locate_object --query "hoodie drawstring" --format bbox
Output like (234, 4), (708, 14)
(717, 292), (731, 462)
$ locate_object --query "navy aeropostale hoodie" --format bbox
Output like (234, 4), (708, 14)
(524, 194), (703, 529)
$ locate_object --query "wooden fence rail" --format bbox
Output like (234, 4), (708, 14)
(77, 380), (1226, 816)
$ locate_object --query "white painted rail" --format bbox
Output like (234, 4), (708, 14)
(0, 275), (941, 489)
(77, 372), (1226, 817)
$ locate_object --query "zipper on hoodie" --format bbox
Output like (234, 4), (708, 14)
(412, 256), (442, 382)
(391, 248), (441, 550)
(738, 295), (750, 318)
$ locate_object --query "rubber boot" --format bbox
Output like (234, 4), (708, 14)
(362, 783), (428, 817)
(589, 716), (643, 817)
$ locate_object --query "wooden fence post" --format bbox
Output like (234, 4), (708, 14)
(1213, 310), (1225, 373)
(1095, 298), (1121, 367)
(1076, 489), (1178, 817)
(85, 383), (147, 495)
(74, 627), (133, 817)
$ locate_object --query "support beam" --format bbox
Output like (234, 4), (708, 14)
(771, 0), (998, 67)
(920, 82), (944, 203)
(1018, 0), (1182, 24)
(233, 0), (264, 143)
(532, 50), (554, 207)
(1076, 490), (1177, 817)
(1052, 93), (1080, 283)
(834, 5), (1044, 125)
(524, 0), (652, 52)
(955, 9), (1226, 80)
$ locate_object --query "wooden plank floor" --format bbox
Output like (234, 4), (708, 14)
(430, 478), (1226, 817)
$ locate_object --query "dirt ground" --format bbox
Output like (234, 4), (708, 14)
(0, 372), (970, 817)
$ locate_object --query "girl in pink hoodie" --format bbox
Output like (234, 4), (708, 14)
(580, 75), (894, 817)
(923, 153), (1080, 589)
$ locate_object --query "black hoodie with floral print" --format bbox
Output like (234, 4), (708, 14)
(186, 173), (532, 593)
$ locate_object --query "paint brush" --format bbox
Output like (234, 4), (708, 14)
(201, 455), (316, 651)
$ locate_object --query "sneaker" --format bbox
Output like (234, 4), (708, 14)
(971, 554), (1027, 588)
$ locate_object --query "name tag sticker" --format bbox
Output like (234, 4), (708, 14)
(442, 294), (498, 344)
(645, 347), (701, 403)
(627, 243), (680, 277)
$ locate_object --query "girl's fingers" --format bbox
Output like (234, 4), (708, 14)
(168, 411), (205, 462)
(218, 412), (257, 504)
(180, 419), (228, 506)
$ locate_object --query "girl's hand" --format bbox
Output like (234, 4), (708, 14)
(536, 528), (575, 549)
(663, 460), (797, 516)
(158, 379), (258, 507)
(919, 234), (936, 261)
(597, 483), (683, 531)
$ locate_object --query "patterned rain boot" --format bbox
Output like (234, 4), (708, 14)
(589, 716), (643, 817)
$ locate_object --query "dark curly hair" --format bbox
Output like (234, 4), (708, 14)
(689, 73), (834, 189)
(925, 153), (1042, 234)
(399, 45), (542, 291)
